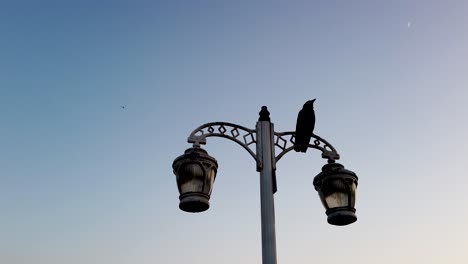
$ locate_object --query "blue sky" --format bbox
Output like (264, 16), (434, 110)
(1, 1), (468, 263)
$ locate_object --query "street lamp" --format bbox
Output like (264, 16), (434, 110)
(314, 163), (358, 226)
(172, 147), (218, 212)
(172, 104), (358, 264)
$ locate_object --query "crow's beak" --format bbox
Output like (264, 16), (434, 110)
(312, 98), (316, 103)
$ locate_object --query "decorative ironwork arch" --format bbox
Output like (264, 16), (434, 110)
(187, 122), (341, 165)
(274, 131), (340, 163)
(187, 122), (257, 161)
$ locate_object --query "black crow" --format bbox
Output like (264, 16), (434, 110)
(294, 99), (316, 152)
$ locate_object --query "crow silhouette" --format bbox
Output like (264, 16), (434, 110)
(294, 99), (316, 152)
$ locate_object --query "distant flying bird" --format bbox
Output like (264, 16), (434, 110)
(294, 99), (316, 153)
(121, 105), (126, 109)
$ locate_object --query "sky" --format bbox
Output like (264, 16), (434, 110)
(1, 1), (468, 263)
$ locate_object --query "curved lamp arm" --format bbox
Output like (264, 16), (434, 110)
(274, 131), (340, 163)
(187, 122), (258, 162)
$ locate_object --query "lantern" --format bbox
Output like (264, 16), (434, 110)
(313, 163), (358, 226)
(172, 147), (218, 213)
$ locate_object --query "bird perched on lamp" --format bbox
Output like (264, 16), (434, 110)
(294, 99), (316, 153)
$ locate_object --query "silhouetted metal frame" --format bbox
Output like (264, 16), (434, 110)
(188, 122), (258, 161)
(274, 131), (340, 163)
(187, 122), (340, 165)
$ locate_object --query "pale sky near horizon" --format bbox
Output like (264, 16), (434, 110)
(1, 1), (468, 264)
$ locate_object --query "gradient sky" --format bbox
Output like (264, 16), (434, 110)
(1, 1), (468, 264)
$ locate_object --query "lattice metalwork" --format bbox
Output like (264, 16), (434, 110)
(188, 122), (257, 161)
(274, 131), (340, 163)
(187, 122), (340, 165)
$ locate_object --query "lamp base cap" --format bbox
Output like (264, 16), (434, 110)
(327, 208), (357, 226)
(179, 193), (210, 213)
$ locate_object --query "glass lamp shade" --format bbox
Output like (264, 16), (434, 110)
(313, 163), (358, 226)
(172, 147), (218, 213)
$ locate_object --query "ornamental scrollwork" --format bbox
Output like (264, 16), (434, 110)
(274, 131), (340, 163)
(187, 122), (257, 161)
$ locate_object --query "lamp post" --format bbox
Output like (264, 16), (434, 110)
(172, 105), (358, 264)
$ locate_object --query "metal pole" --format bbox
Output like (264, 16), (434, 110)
(257, 106), (277, 264)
